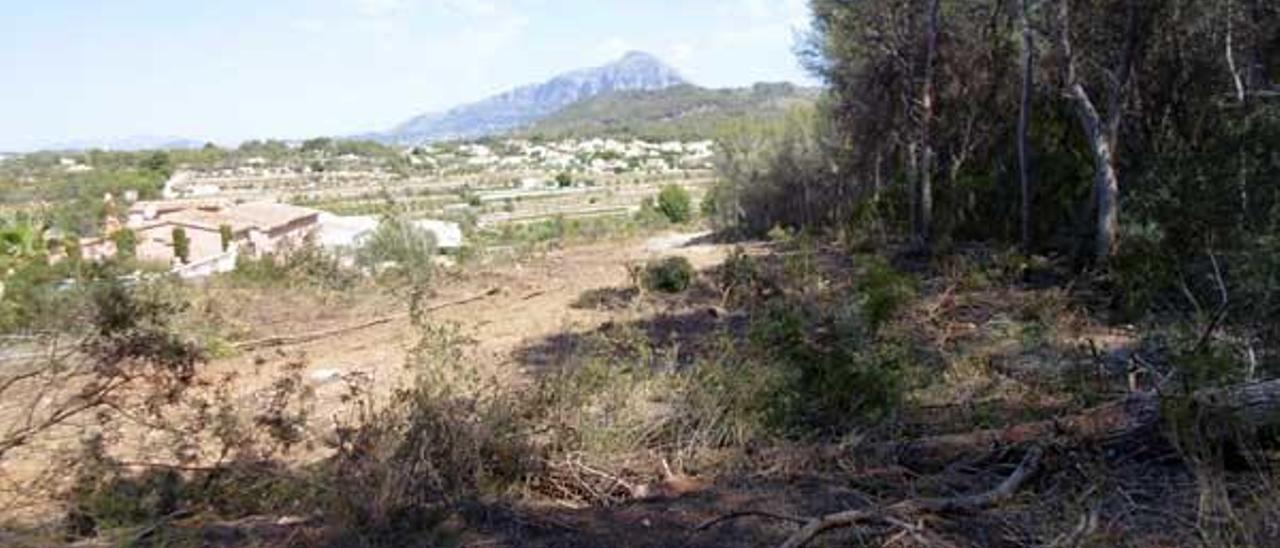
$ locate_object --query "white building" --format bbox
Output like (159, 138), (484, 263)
(412, 219), (464, 250)
(316, 214), (380, 250)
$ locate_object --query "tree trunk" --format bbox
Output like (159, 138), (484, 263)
(1018, 0), (1035, 251)
(1058, 0), (1134, 262)
(914, 0), (941, 249)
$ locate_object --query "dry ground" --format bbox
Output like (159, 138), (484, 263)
(0, 231), (738, 526)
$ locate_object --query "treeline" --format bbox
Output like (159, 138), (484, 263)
(711, 0), (1279, 372)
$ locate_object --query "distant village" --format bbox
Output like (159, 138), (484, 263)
(74, 196), (462, 279)
(34, 138), (717, 280)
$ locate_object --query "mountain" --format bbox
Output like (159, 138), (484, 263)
(518, 82), (821, 141)
(382, 51), (686, 144)
(39, 135), (206, 153)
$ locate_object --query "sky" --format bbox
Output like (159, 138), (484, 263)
(0, 0), (816, 151)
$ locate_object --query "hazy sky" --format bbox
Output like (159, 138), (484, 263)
(0, 0), (815, 151)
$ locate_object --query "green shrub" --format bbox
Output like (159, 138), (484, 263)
(716, 246), (766, 305)
(748, 297), (905, 432)
(858, 256), (915, 332)
(357, 217), (437, 279)
(656, 184), (692, 223)
(171, 227), (189, 264)
(230, 242), (358, 292)
(218, 224), (233, 252)
(110, 229), (137, 260)
(643, 256), (695, 293)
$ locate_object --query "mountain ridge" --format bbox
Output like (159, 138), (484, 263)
(380, 51), (687, 144)
(517, 82), (821, 141)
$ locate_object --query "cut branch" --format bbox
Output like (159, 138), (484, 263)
(232, 287), (502, 351)
(777, 446), (1043, 548)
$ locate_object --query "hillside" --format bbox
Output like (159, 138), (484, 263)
(518, 82), (820, 141)
(382, 52), (686, 144)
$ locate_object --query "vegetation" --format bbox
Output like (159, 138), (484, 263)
(641, 256), (695, 293)
(521, 83), (819, 141)
(171, 227), (189, 264)
(655, 183), (692, 224)
(2, 2), (1279, 545)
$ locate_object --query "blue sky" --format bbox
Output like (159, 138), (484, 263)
(0, 0), (815, 151)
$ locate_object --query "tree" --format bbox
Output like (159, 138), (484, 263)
(301, 137), (334, 153)
(171, 227), (189, 264)
(657, 184), (692, 224)
(914, 0), (941, 248)
(219, 224), (234, 252)
(141, 151), (173, 179)
(111, 229), (137, 260)
(1056, 0), (1143, 261)
(1018, 0), (1036, 251)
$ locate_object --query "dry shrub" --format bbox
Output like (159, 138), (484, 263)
(323, 323), (531, 543)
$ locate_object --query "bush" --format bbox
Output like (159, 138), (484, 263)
(656, 184), (692, 224)
(356, 217), (437, 276)
(643, 256), (695, 293)
(171, 227), (189, 264)
(716, 246), (765, 305)
(748, 296), (906, 432)
(230, 242), (358, 292)
(858, 256), (915, 332)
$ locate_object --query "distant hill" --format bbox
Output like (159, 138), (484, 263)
(382, 52), (686, 144)
(517, 83), (821, 141)
(37, 135), (206, 153)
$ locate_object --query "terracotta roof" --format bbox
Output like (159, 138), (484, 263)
(161, 209), (256, 233)
(223, 202), (319, 231)
(128, 198), (232, 214)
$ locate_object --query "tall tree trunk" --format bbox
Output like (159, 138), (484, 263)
(1069, 87), (1121, 261)
(1226, 10), (1247, 103)
(1018, 0), (1035, 251)
(1057, 0), (1137, 262)
(916, 0), (941, 249)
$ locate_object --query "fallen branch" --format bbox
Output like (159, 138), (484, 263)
(232, 287), (500, 351)
(233, 315), (404, 351)
(694, 510), (808, 532)
(778, 446), (1043, 548)
(876, 378), (1280, 467)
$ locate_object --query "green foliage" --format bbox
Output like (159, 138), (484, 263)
(230, 242), (358, 293)
(139, 151), (173, 178)
(656, 184), (692, 223)
(710, 105), (838, 236)
(110, 229), (136, 260)
(857, 255), (915, 332)
(521, 83), (819, 141)
(715, 246), (766, 305)
(746, 295), (906, 432)
(555, 171), (573, 188)
(1109, 222), (1177, 319)
(642, 256), (695, 293)
(218, 224), (234, 252)
(356, 217), (437, 276)
(170, 227), (189, 264)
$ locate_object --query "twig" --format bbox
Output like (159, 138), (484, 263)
(777, 446), (1043, 548)
(1193, 249), (1230, 353)
(232, 287), (500, 350)
(694, 510), (809, 531)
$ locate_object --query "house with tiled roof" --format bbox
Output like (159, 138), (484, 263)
(127, 200), (320, 268)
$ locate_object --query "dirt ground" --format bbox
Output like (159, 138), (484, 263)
(212, 230), (733, 413)
(0, 231), (739, 525)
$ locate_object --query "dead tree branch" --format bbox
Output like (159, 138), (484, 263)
(777, 447), (1043, 548)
